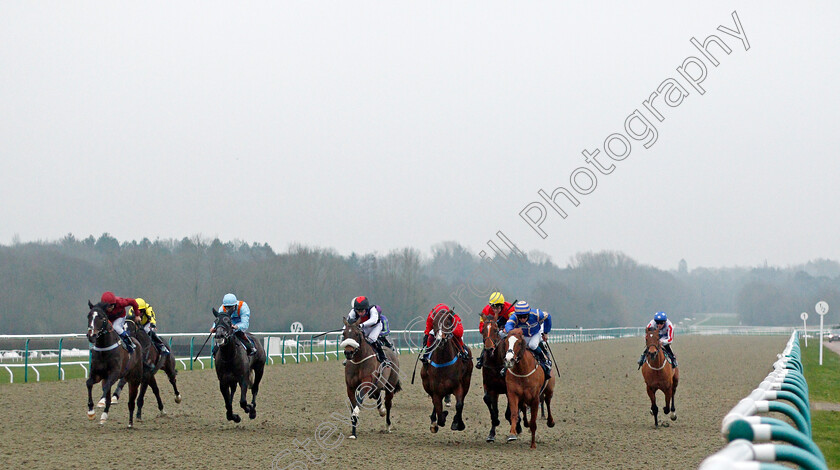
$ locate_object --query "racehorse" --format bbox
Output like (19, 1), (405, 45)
(340, 318), (401, 439)
(503, 328), (555, 449)
(212, 308), (266, 423)
(480, 315), (517, 442)
(641, 326), (679, 428)
(106, 320), (181, 420)
(85, 302), (143, 427)
(420, 308), (472, 433)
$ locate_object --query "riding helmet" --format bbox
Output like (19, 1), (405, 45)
(654, 311), (668, 323)
(514, 300), (531, 316)
(352, 296), (369, 312)
(489, 292), (505, 306)
(222, 293), (238, 307)
(100, 291), (116, 305)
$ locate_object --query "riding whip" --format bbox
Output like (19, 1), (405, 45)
(192, 331), (214, 364)
(544, 340), (561, 378)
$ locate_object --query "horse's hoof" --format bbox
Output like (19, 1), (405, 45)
(136, 416), (143, 422)
(232, 414), (241, 423)
(661, 421), (670, 427)
(649, 410), (654, 416)
(445, 401), (452, 408)
(174, 394), (182, 404)
(348, 435), (356, 440)
(99, 412), (108, 424)
(670, 414), (677, 421)
(486, 435), (495, 443)
(87, 410), (95, 420)
(378, 407), (386, 417)
(507, 435), (517, 442)
(97, 398), (106, 408)
(249, 409), (257, 420)
(430, 425), (438, 433)
(127, 422), (133, 429)
(111, 396), (119, 405)
(547, 420), (555, 428)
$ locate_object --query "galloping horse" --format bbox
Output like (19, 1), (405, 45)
(340, 318), (401, 439)
(503, 329), (555, 449)
(641, 326), (679, 427)
(420, 308), (472, 433)
(212, 308), (266, 423)
(107, 320), (181, 420)
(85, 302), (143, 427)
(480, 315), (517, 442)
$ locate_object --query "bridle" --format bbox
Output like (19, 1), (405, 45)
(214, 314), (235, 347)
(482, 322), (503, 356)
(87, 310), (108, 341)
(644, 328), (668, 371)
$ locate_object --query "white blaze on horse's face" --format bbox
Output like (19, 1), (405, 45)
(505, 336), (518, 361)
(89, 311), (97, 331)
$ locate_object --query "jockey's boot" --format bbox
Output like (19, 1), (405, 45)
(475, 349), (485, 369)
(371, 340), (387, 364)
(532, 347), (551, 378)
(119, 331), (135, 352)
(637, 353), (645, 369)
(236, 331), (256, 356)
(379, 336), (394, 350)
(668, 352), (678, 367)
(149, 330), (169, 354)
(420, 334), (431, 364)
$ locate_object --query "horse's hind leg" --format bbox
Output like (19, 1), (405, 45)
(646, 386), (659, 428)
(528, 400), (539, 449)
(249, 363), (263, 420)
(148, 376), (165, 416)
(166, 359), (181, 404)
(384, 391), (394, 433)
(670, 370), (679, 421)
(136, 381), (149, 421)
(543, 385), (555, 428)
(127, 381), (139, 429)
(507, 394), (520, 442)
(238, 378), (251, 416)
(430, 394), (444, 433)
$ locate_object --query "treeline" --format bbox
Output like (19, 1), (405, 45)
(1, 234), (839, 334)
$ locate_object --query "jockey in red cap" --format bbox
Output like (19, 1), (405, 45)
(421, 303), (468, 364)
(99, 291), (139, 352)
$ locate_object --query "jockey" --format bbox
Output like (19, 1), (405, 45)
(130, 298), (169, 354)
(476, 291), (515, 369)
(421, 303), (469, 364)
(346, 296), (391, 364)
(100, 291), (138, 353)
(210, 293), (256, 356)
(638, 311), (677, 369)
(504, 300), (552, 378)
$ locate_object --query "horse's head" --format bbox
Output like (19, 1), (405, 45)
(481, 315), (501, 353)
(86, 301), (110, 343)
(503, 329), (525, 369)
(213, 308), (235, 348)
(340, 318), (364, 360)
(645, 326), (661, 359)
(431, 306), (456, 343)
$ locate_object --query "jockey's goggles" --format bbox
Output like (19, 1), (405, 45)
(490, 303), (504, 308)
(354, 308), (365, 313)
(655, 320), (665, 325)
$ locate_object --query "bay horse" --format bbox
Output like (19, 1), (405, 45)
(212, 308), (266, 423)
(107, 320), (181, 420)
(641, 326), (679, 427)
(503, 328), (555, 449)
(85, 302), (143, 427)
(480, 315), (517, 442)
(420, 308), (472, 433)
(340, 318), (401, 439)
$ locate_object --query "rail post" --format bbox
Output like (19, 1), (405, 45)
(24, 339), (30, 383)
(295, 334), (300, 363)
(189, 337), (194, 371)
(281, 337), (286, 364)
(57, 338), (63, 381)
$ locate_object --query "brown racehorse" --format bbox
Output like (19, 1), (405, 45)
(503, 328), (555, 448)
(480, 315), (520, 442)
(341, 318), (401, 439)
(420, 308), (472, 433)
(85, 302), (143, 428)
(108, 320), (181, 421)
(641, 326), (679, 428)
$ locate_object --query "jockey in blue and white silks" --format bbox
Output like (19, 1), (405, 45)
(504, 300), (552, 377)
(638, 311), (677, 368)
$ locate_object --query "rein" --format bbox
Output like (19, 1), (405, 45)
(643, 341), (669, 371)
(507, 362), (538, 378)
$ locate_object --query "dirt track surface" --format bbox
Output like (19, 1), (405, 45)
(0, 335), (787, 469)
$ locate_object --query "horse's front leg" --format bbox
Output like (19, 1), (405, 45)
(220, 380), (239, 423)
(99, 372), (120, 424)
(86, 375), (97, 420)
(646, 386), (659, 428)
(430, 394), (444, 433)
(483, 391), (499, 442)
(507, 393), (520, 442)
(451, 386), (466, 431)
(346, 388), (360, 439)
(662, 385), (673, 426)
(384, 391), (394, 433)
(127, 380), (139, 429)
(136, 381), (149, 421)
(528, 398), (539, 449)
(238, 377), (251, 416)
(148, 376), (165, 415)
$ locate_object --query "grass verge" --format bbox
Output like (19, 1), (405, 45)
(802, 340), (840, 469)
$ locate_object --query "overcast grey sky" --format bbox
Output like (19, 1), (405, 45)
(1, 2), (838, 270)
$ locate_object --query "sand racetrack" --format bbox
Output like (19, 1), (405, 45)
(0, 335), (788, 469)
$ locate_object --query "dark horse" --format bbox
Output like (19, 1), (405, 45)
(641, 326), (679, 428)
(108, 320), (181, 420)
(85, 302), (143, 427)
(340, 318), (401, 439)
(480, 315), (523, 442)
(212, 308), (266, 423)
(420, 308), (472, 433)
(503, 329), (555, 449)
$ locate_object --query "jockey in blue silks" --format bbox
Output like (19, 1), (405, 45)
(504, 300), (553, 378)
(210, 293), (256, 356)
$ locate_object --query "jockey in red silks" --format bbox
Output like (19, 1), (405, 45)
(421, 303), (468, 363)
(100, 291), (139, 352)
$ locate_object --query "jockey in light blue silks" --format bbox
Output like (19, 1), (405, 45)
(210, 293), (256, 356)
(504, 300), (553, 378)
